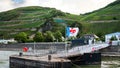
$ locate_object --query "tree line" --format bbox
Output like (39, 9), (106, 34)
(14, 31), (63, 43)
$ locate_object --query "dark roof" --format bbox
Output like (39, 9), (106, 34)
(83, 34), (99, 39)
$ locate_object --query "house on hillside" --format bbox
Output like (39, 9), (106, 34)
(83, 34), (99, 44)
(71, 34), (99, 46)
(0, 39), (16, 44)
(105, 32), (120, 42)
(105, 32), (120, 45)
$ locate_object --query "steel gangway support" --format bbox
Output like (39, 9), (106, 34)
(57, 43), (109, 58)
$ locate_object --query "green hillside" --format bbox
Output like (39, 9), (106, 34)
(81, 0), (120, 36)
(0, 0), (120, 39)
(80, 0), (120, 21)
(0, 6), (81, 39)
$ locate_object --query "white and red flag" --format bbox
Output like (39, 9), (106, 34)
(66, 27), (79, 37)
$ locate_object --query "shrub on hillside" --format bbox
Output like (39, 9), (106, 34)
(14, 32), (28, 43)
(33, 32), (44, 42)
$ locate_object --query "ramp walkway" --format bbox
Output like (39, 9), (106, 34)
(57, 43), (109, 58)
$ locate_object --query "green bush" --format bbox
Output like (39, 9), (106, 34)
(110, 36), (117, 41)
(44, 31), (55, 42)
(54, 31), (63, 42)
(33, 32), (44, 42)
(14, 32), (28, 43)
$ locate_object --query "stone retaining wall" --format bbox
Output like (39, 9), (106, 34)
(0, 42), (67, 51)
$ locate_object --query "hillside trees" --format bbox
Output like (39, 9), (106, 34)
(14, 32), (28, 43)
(54, 31), (63, 42)
(49, 10), (65, 17)
(33, 31), (63, 42)
(33, 32), (44, 42)
(44, 31), (55, 42)
(14, 31), (64, 43)
(110, 36), (117, 41)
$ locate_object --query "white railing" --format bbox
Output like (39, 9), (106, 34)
(57, 43), (109, 57)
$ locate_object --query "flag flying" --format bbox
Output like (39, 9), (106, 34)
(66, 27), (79, 37)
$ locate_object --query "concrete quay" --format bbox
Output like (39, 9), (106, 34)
(10, 54), (72, 68)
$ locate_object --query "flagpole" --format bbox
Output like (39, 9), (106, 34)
(34, 41), (36, 55)
(65, 26), (79, 57)
(65, 26), (67, 57)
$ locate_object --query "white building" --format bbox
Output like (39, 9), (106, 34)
(83, 34), (99, 45)
(0, 39), (16, 44)
(105, 32), (120, 45)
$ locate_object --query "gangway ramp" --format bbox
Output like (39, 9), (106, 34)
(57, 43), (109, 58)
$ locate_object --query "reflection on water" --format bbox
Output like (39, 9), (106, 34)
(0, 51), (120, 68)
(0, 51), (19, 68)
(72, 57), (120, 68)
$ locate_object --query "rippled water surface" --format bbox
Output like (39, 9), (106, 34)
(0, 51), (120, 68)
(0, 51), (19, 68)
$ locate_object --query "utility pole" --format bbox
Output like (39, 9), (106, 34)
(34, 41), (36, 55)
(65, 26), (68, 57)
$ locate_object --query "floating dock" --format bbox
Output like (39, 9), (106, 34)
(10, 52), (102, 68)
(10, 54), (72, 68)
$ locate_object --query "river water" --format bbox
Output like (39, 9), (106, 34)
(0, 51), (120, 68)
(0, 51), (19, 68)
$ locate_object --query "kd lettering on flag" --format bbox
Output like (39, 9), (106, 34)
(66, 27), (79, 37)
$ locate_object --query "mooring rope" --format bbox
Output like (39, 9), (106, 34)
(70, 61), (81, 68)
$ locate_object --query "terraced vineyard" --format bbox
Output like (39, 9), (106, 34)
(0, 6), (69, 38)
(80, 0), (120, 21)
(80, 0), (120, 35)
(0, 0), (120, 39)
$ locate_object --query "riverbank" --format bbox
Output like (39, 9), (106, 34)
(102, 52), (120, 57)
(72, 56), (120, 68)
(0, 48), (21, 51)
(0, 50), (120, 68)
(0, 48), (120, 57)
